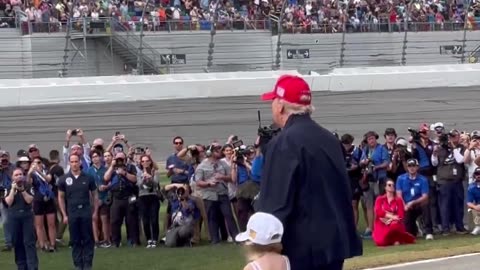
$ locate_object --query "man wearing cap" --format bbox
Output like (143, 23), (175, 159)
(389, 137), (414, 181)
(467, 167), (480, 235)
(410, 123), (439, 234)
(27, 145), (50, 167)
(431, 129), (468, 235)
(104, 152), (140, 247)
(396, 158), (431, 238)
(0, 150), (13, 252)
(384, 128), (398, 180)
(257, 75), (362, 270)
(195, 143), (238, 244)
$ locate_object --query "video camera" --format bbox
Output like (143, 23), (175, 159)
(232, 140), (249, 163)
(407, 127), (421, 142)
(257, 110), (281, 147)
(438, 133), (449, 148)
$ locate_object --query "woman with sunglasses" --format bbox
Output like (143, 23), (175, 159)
(373, 179), (415, 247)
(137, 154), (161, 248)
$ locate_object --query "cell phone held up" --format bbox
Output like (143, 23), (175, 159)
(71, 129), (79, 136)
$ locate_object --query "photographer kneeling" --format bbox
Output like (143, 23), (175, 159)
(164, 184), (198, 247)
(231, 147), (260, 231)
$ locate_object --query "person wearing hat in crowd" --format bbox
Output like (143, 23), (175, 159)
(194, 143), (239, 244)
(396, 158), (431, 238)
(27, 144), (50, 168)
(236, 212), (290, 270)
(389, 137), (414, 181)
(464, 130), (480, 184)
(63, 129), (91, 173)
(467, 167), (480, 235)
(384, 128), (398, 179)
(431, 129), (469, 235)
(257, 75), (362, 270)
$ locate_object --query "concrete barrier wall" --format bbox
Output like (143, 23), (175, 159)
(1, 64), (480, 108)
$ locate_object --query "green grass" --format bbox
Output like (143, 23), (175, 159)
(1, 173), (480, 269)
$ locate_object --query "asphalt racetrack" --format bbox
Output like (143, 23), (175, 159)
(0, 86), (479, 161)
(367, 253), (480, 270)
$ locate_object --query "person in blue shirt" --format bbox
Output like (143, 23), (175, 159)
(360, 131), (390, 238)
(396, 158), (431, 239)
(0, 161), (13, 252)
(467, 167), (480, 235)
(87, 150), (110, 248)
(231, 147), (261, 232)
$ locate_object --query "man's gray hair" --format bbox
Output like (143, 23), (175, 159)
(279, 99), (315, 115)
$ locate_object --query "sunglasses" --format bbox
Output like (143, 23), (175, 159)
(174, 141), (183, 145)
(29, 148), (38, 153)
(407, 164), (417, 167)
(386, 183), (394, 187)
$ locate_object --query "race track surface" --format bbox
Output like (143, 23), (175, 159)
(0, 86), (479, 161)
(368, 253), (480, 270)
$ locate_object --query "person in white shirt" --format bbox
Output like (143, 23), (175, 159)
(236, 212), (290, 270)
(464, 130), (480, 184)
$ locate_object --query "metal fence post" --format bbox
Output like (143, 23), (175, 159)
(137, 0), (149, 75)
(401, 12), (409, 66)
(461, 1), (471, 64)
(274, 0), (288, 70)
(339, 23), (346, 67)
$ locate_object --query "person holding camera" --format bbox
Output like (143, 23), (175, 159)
(137, 154), (161, 248)
(86, 150), (111, 248)
(195, 143), (239, 244)
(231, 146), (259, 232)
(63, 129), (91, 173)
(464, 130), (480, 184)
(0, 150), (13, 252)
(389, 138), (414, 181)
(164, 183), (198, 247)
(104, 151), (140, 247)
(4, 168), (38, 270)
(431, 129), (468, 235)
(359, 131), (390, 239)
(58, 154), (98, 270)
(27, 156), (57, 252)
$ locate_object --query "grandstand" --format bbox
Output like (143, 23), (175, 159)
(1, 0), (480, 78)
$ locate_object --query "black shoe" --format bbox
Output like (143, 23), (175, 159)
(1, 245), (12, 252)
(48, 246), (56, 253)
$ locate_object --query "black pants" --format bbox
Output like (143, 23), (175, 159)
(404, 204), (432, 236)
(439, 181), (465, 232)
(138, 195), (160, 242)
(10, 211), (38, 270)
(204, 195), (239, 244)
(110, 198), (140, 246)
(68, 214), (94, 269)
(236, 198), (254, 231)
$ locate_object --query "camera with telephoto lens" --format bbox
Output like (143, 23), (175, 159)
(439, 133), (449, 148)
(232, 140), (248, 164)
(407, 127), (421, 142)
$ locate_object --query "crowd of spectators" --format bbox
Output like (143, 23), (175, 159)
(1, 0), (479, 32)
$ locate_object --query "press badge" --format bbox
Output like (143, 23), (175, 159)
(410, 188), (415, 197)
(453, 168), (458, 176)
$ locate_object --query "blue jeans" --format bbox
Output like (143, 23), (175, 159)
(0, 203), (12, 247)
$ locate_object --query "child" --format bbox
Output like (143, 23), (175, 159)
(235, 212), (290, 270)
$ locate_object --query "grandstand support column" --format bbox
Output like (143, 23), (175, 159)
(61, 0), (79, 77)
(274, 0), (288, 70)
(339, 23), (346, 67)
(400, 11), (409, 66)
(136, 0), (150, 75)
(461, 1), (471, 64)
(83, 17), (89, 72)
(206, 0), (220, 71)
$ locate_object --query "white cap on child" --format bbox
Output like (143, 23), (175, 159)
(235, 212), (284, 245)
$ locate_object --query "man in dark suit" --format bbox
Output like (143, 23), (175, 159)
(257, 75), (363, 270)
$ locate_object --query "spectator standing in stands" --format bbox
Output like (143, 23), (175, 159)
(257, 75), (362, 270)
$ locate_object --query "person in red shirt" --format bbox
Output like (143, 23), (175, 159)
(373, 179), (416, 247)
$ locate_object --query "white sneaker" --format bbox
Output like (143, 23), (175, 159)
(227, 236), (233, 243)
(146, 240), (153, 248)
(471, 226), (480, 235)
(425, 234), (434, 240)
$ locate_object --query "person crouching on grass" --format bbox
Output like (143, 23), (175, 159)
(236, 212), (291, 270)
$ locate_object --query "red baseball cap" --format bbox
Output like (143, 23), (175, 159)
(261, 75), (312, 105)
